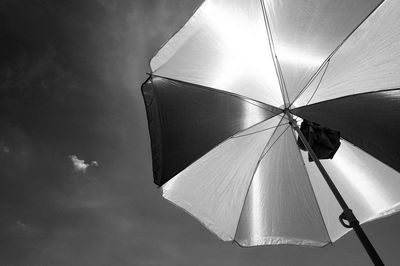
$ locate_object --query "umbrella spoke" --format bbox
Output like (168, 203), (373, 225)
(231, 122), (289, 139)
(260, 0), (290, 107)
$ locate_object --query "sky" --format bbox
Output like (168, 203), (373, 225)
(0, 0), (400, 265)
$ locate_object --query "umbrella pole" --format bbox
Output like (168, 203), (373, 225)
(285, 110), (384, 266)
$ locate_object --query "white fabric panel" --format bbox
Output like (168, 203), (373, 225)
(263, 0), (381, 103)
(298, 0), (400, 106)
(162, 116), (282, 241)
(151, 0), (283, 107)
(235, 127), (330, 247)
(302, 139), (400, 242)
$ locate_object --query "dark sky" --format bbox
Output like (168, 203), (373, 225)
(0, 0), (400, 265)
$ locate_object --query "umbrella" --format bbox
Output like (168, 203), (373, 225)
(141, 0), (400, 264)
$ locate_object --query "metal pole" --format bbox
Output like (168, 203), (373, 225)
(285, 110), (384, 266)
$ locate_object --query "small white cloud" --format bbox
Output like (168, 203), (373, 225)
(69, 155), (99, 173)
(69, 155), (90, 173)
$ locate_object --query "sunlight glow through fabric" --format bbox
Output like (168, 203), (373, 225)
(142, 0), (400, 248)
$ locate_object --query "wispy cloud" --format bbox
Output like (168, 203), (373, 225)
(69, 155), (99, 173)
(0, 142), (10, 154)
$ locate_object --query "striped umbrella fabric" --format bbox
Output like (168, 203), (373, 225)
(141, 0), (400, 250)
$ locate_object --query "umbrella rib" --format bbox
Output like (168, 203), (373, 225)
(304, 59), (331, 106)
(289, 127), (332, 244)
(149, 73), (283, 113)
(260, 0), (290, 107)
(289, 0), (386, 109)
(259, 125), (290, 159)
(276, 55), (290, 105)
(233, 115), (286, 242)
(230, 123), (289, 139)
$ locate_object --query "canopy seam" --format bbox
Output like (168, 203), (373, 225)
(260, 0), (289, 107)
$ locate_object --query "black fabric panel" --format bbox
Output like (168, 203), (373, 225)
(142, 76), (282, 186)
(292, 89), (400, 173)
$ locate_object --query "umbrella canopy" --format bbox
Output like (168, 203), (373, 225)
(142, 0), (400, 251)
